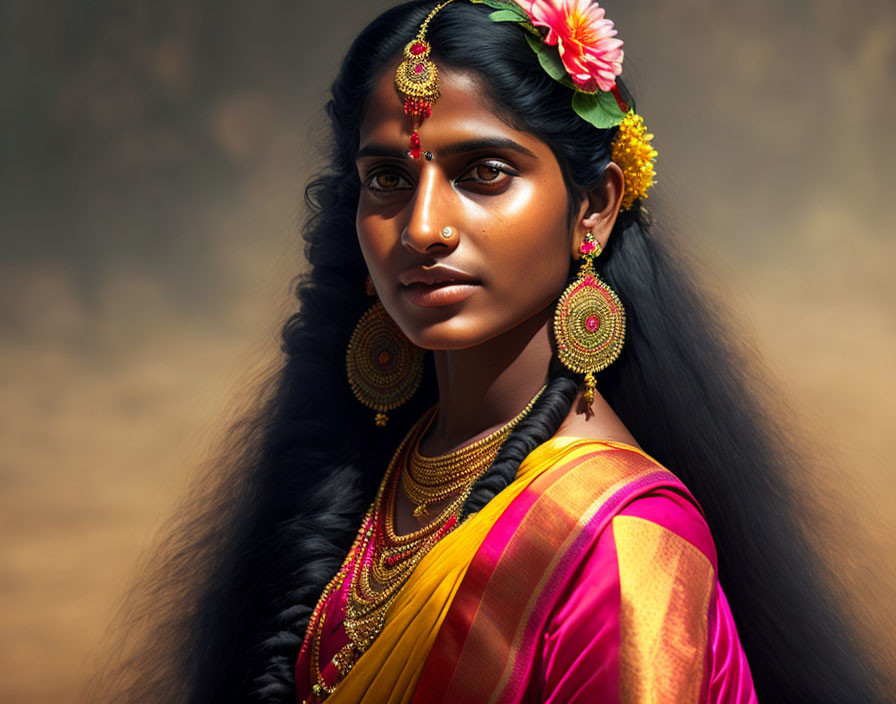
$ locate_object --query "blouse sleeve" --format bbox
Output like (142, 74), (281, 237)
(533, 489), (758, 704)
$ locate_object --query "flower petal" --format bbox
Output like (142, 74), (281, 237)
(522, 0), (624, 93)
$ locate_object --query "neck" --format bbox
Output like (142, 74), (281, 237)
(421, 306), (553, 456)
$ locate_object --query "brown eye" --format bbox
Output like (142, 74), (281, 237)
(366, 170), (411, 192)
(474, 165), (502, 181)
(457, 161), (517, 189)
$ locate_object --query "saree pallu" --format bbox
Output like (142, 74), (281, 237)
(295, 437), (757, 703)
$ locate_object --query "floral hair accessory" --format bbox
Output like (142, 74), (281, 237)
(470, 0), (657, 209)
(526, 0), (623, 94)
(612, 112), (657, 210)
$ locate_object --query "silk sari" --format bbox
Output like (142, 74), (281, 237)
(295, 437), (757, 703)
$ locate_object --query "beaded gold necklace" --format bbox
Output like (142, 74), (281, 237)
(302, 386), (546, 701)
(401, 390), (545, 518)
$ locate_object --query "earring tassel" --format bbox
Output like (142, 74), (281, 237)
(581, 373), (597, 416)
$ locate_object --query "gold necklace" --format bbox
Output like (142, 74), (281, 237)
(304, 385), (547, 700)
(401, 386), (546, 518)
(345, 385), (547, 653)
(343, 408), (458, 653)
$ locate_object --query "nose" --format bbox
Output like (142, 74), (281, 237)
(400, 166), (456, 254)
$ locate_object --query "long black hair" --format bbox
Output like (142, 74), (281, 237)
(87, 2), (886, 702)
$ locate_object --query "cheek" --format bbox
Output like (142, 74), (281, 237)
(484, 184), (572, 299)
(499, 237), (570, 304)
(355, 211), (393, 275)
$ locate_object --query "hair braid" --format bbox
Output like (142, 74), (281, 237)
(462, 360), (579, 518)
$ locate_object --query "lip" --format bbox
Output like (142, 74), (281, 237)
(398, 265), (481, 307)
(401, 282), (480, 307)
(398, 265), (480, 287)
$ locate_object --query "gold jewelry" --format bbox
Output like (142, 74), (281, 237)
(305, 533), (363, 702)
(301, 385), (545, 699)
(401, 385), (546, 518)
(440, 226), (453, 239)
(394, 0), (457, 159)
(343, 408), (460, 654)
(346, 280), (424, 427)
(553, 232), (625, 415)
(346, 384), (545, 656)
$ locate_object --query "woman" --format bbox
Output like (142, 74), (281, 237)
(89, 1), (885, 702)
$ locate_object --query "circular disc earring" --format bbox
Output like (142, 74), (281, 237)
(553, 233), (626, 415)
(346, 276), (424, 427)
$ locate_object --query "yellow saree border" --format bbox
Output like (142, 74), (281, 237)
(614, 515), (714, 703)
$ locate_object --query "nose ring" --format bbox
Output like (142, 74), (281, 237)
(440, 226), (454, 239)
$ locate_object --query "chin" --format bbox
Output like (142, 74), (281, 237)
(404, 327), (491, 352)
(389, 297), (553, 353)
(395, 314), (492, 352)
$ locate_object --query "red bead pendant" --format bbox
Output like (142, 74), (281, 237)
(408, 130), (422, 159)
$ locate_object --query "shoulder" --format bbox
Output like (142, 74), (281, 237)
(523, 436), (718, 584)
(614, 487), (718, 571)
(527, 437), (719, 596)
(536, 484), (720, 702)
(530, 437), (704, 528)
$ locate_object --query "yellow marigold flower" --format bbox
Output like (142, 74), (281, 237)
(611, 111), (657, 211)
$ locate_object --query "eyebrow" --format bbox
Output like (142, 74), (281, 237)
(355, 137), (538, 162)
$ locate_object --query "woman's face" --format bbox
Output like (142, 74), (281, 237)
(356, 67), (577, 351)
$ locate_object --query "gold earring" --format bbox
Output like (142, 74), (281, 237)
(346, 276), (424, 427)
(553, 233), (626, 415)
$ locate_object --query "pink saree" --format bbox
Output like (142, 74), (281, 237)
(295, 437), (757, 703)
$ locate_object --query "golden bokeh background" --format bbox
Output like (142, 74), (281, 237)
(1, 0), (894, 700)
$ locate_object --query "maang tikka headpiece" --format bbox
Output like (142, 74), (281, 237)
(393, 0), (457, 159)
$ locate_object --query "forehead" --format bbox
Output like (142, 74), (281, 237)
(358, 65), (551, 156)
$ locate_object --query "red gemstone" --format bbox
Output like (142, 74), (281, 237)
(585, 315), (600, 332)
(410, 42), (426, 55)
(410, 132), (420, 146)
(409, 145), (422, 159)
(580, 240), (596, 255)
(424, 106), (432, 118)
(413, 63), (425, 74)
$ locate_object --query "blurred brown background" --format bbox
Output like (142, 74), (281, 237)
(1, 0), (894, 701)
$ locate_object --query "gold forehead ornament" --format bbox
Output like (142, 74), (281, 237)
(393, 0), (457, 159)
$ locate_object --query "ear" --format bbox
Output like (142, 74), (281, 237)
(571, 162), (624, 258)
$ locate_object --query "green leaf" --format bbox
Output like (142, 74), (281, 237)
(571, 91), (626, 129)
(469, 0), (522, 12)
(524, 33), (574, 87)
(489, 9), (525, 22)
(596, 89), (627, 121)
(470, 0), (532, 27)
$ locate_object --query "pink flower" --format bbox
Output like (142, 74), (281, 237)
(525, 0), (624, 93)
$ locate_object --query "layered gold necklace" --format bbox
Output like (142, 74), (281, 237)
(304, 386), (546, 700)
(346, 385), (546, 650)
(401, 409), (526, 519)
